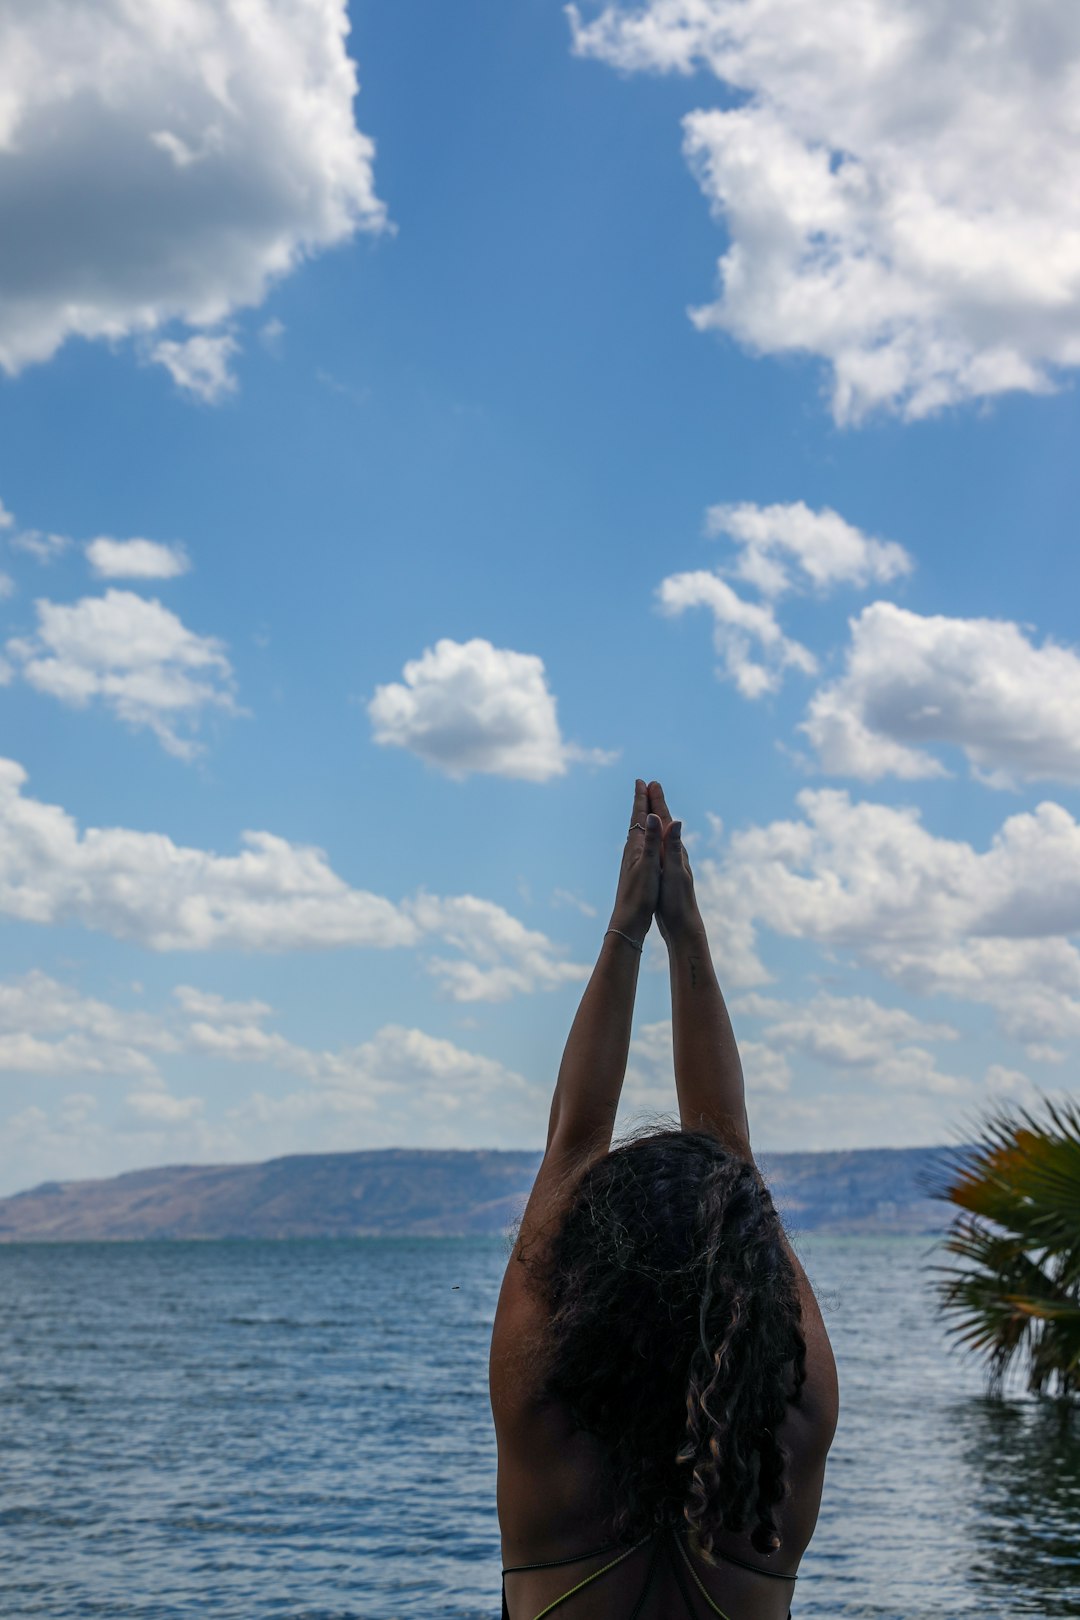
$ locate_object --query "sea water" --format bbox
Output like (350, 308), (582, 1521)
(0, 1236), (1076, 1619)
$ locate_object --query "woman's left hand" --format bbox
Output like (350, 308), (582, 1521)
(608, 779), (663, 944)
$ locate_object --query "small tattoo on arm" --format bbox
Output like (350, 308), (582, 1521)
(688, 955), (699, 988)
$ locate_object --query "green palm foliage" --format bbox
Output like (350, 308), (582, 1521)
(926, 1095), (1080, 1399)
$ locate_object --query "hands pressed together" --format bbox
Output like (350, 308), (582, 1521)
(608, 778), (704, 951)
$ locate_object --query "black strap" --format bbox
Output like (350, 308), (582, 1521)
(502, 1541), (628, 1575)
(700, 1535), (798, 1582)
(626, 1534), (665, 1620)
(667, 1534), (702, 1618)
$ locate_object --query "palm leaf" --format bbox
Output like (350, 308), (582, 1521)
(925, 1095), (1080, 1399)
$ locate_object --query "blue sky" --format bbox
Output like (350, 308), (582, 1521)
(2, 0), (1079, 1193)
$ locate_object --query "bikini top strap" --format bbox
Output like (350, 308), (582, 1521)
(669, 1532), (737, 1620)
(502, 1541), (629, 1575)
(525, 1535), (657, 1620)
(691, 1533), (799, 1581)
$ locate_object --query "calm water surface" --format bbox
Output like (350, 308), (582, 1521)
(0, 1237), (1076, 1619)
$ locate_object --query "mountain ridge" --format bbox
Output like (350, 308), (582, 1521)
(0, 1144), (959, 1240)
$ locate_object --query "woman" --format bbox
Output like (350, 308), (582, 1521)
(490, 781), (838, 1620)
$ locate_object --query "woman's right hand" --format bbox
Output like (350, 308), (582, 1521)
(647, 780), (703, 947)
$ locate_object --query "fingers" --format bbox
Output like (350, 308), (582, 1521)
(647, 779), (672, 827)
(627, 778), (648, 839)
(664, 819), (692, 882)
(643, 812), (662, 859)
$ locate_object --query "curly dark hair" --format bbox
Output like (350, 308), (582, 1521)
(520, 1127), (807, 1560)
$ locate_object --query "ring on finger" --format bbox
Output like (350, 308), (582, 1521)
(627, 821), (647, 833)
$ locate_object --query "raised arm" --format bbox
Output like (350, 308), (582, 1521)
(649, 782), (840, 1438)
(649, 780), (751, 1151)
(544, 779), (662, 1157)
(490, 785), (662, 1411)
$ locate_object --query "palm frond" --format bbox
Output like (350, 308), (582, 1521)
(925, 1094), (1080, 1399)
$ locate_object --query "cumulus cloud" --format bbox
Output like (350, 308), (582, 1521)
(569, 0), (1080, 421)
(0, 974), (544, 1185)
(880, 938), (1080, 1057)
(0, 0), (386, 376)
(804, 602), (1080, 786)
(368, 637), (612, 780)
(0, 573), (13, 601)
(5, 590), (237, 758)
(0, 760), (584, 999)
(706, 502), (912, 598)
(150, 333), (239, 403)
(196, 1012), (536, 1140)
(85, 537), (191, 580)
(0, 757), (419, 952)
(706, 790), (1080, 959)
(0, 971), (172, 1078)
(656, 568), (817, 698)
(408, 894), (589, 1002)
(731, 992), (957, 1070)
(618, 1017), (791, 1127)
(695, 788), (1080, 1049)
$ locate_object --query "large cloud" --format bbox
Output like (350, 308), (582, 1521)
(804, 602), (1080, 787)
(5, 590), (237, 759)
(731, 992), (957, 1071)
(0, 0), (386, 375)
(369, 637), (612, 780)
(0, 970), (173, 1078)
(569, 0), (1080, 421)
(696, 788), (1080, 1051)
(0, 759), (586, 998)
(0, 974), (542, 1190)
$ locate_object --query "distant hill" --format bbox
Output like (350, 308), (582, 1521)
(0, 1144), (958, 1241)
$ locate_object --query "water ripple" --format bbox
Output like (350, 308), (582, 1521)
(0, 1237), (1076, 1618)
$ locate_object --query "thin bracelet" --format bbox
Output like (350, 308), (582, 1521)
(605, 927), (644, 953)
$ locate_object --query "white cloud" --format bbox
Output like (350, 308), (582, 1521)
(706, 502), (912, 597)
(259, 317), (286, 351)
(880, 937), (1080, 1055)
(0, 757), (418, 952)
(172, 986), (274, 1024)
(408, 894), (589, 1002)
(0, 500), (13, 530)
(0, 0), (387, 376)
(5, 590), (237, 758)
(0, 970), (173, 1079)
(205, 1016), (536, 1136)
(126, 1078), (205, 1123)
(731, 991), (957, 1069)
(696, 788), (1080, 1051)
(552, 887), (598, 918)
(569, 0), (1080, 422)
(85, 537), (191, 581)
(9, 531), (70, 564)
(618, 1018), (791, 1123)
(0, 761), (584, 1000)
(368, 637), (613, 780)
(704, 790), (1080, 961)
(804, 602), (1080, 786)
(151, 333), (239, 403)
(0, 974), (546, 1187)
(0, 573), (13, 601)
(656, 568), (817, 697)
